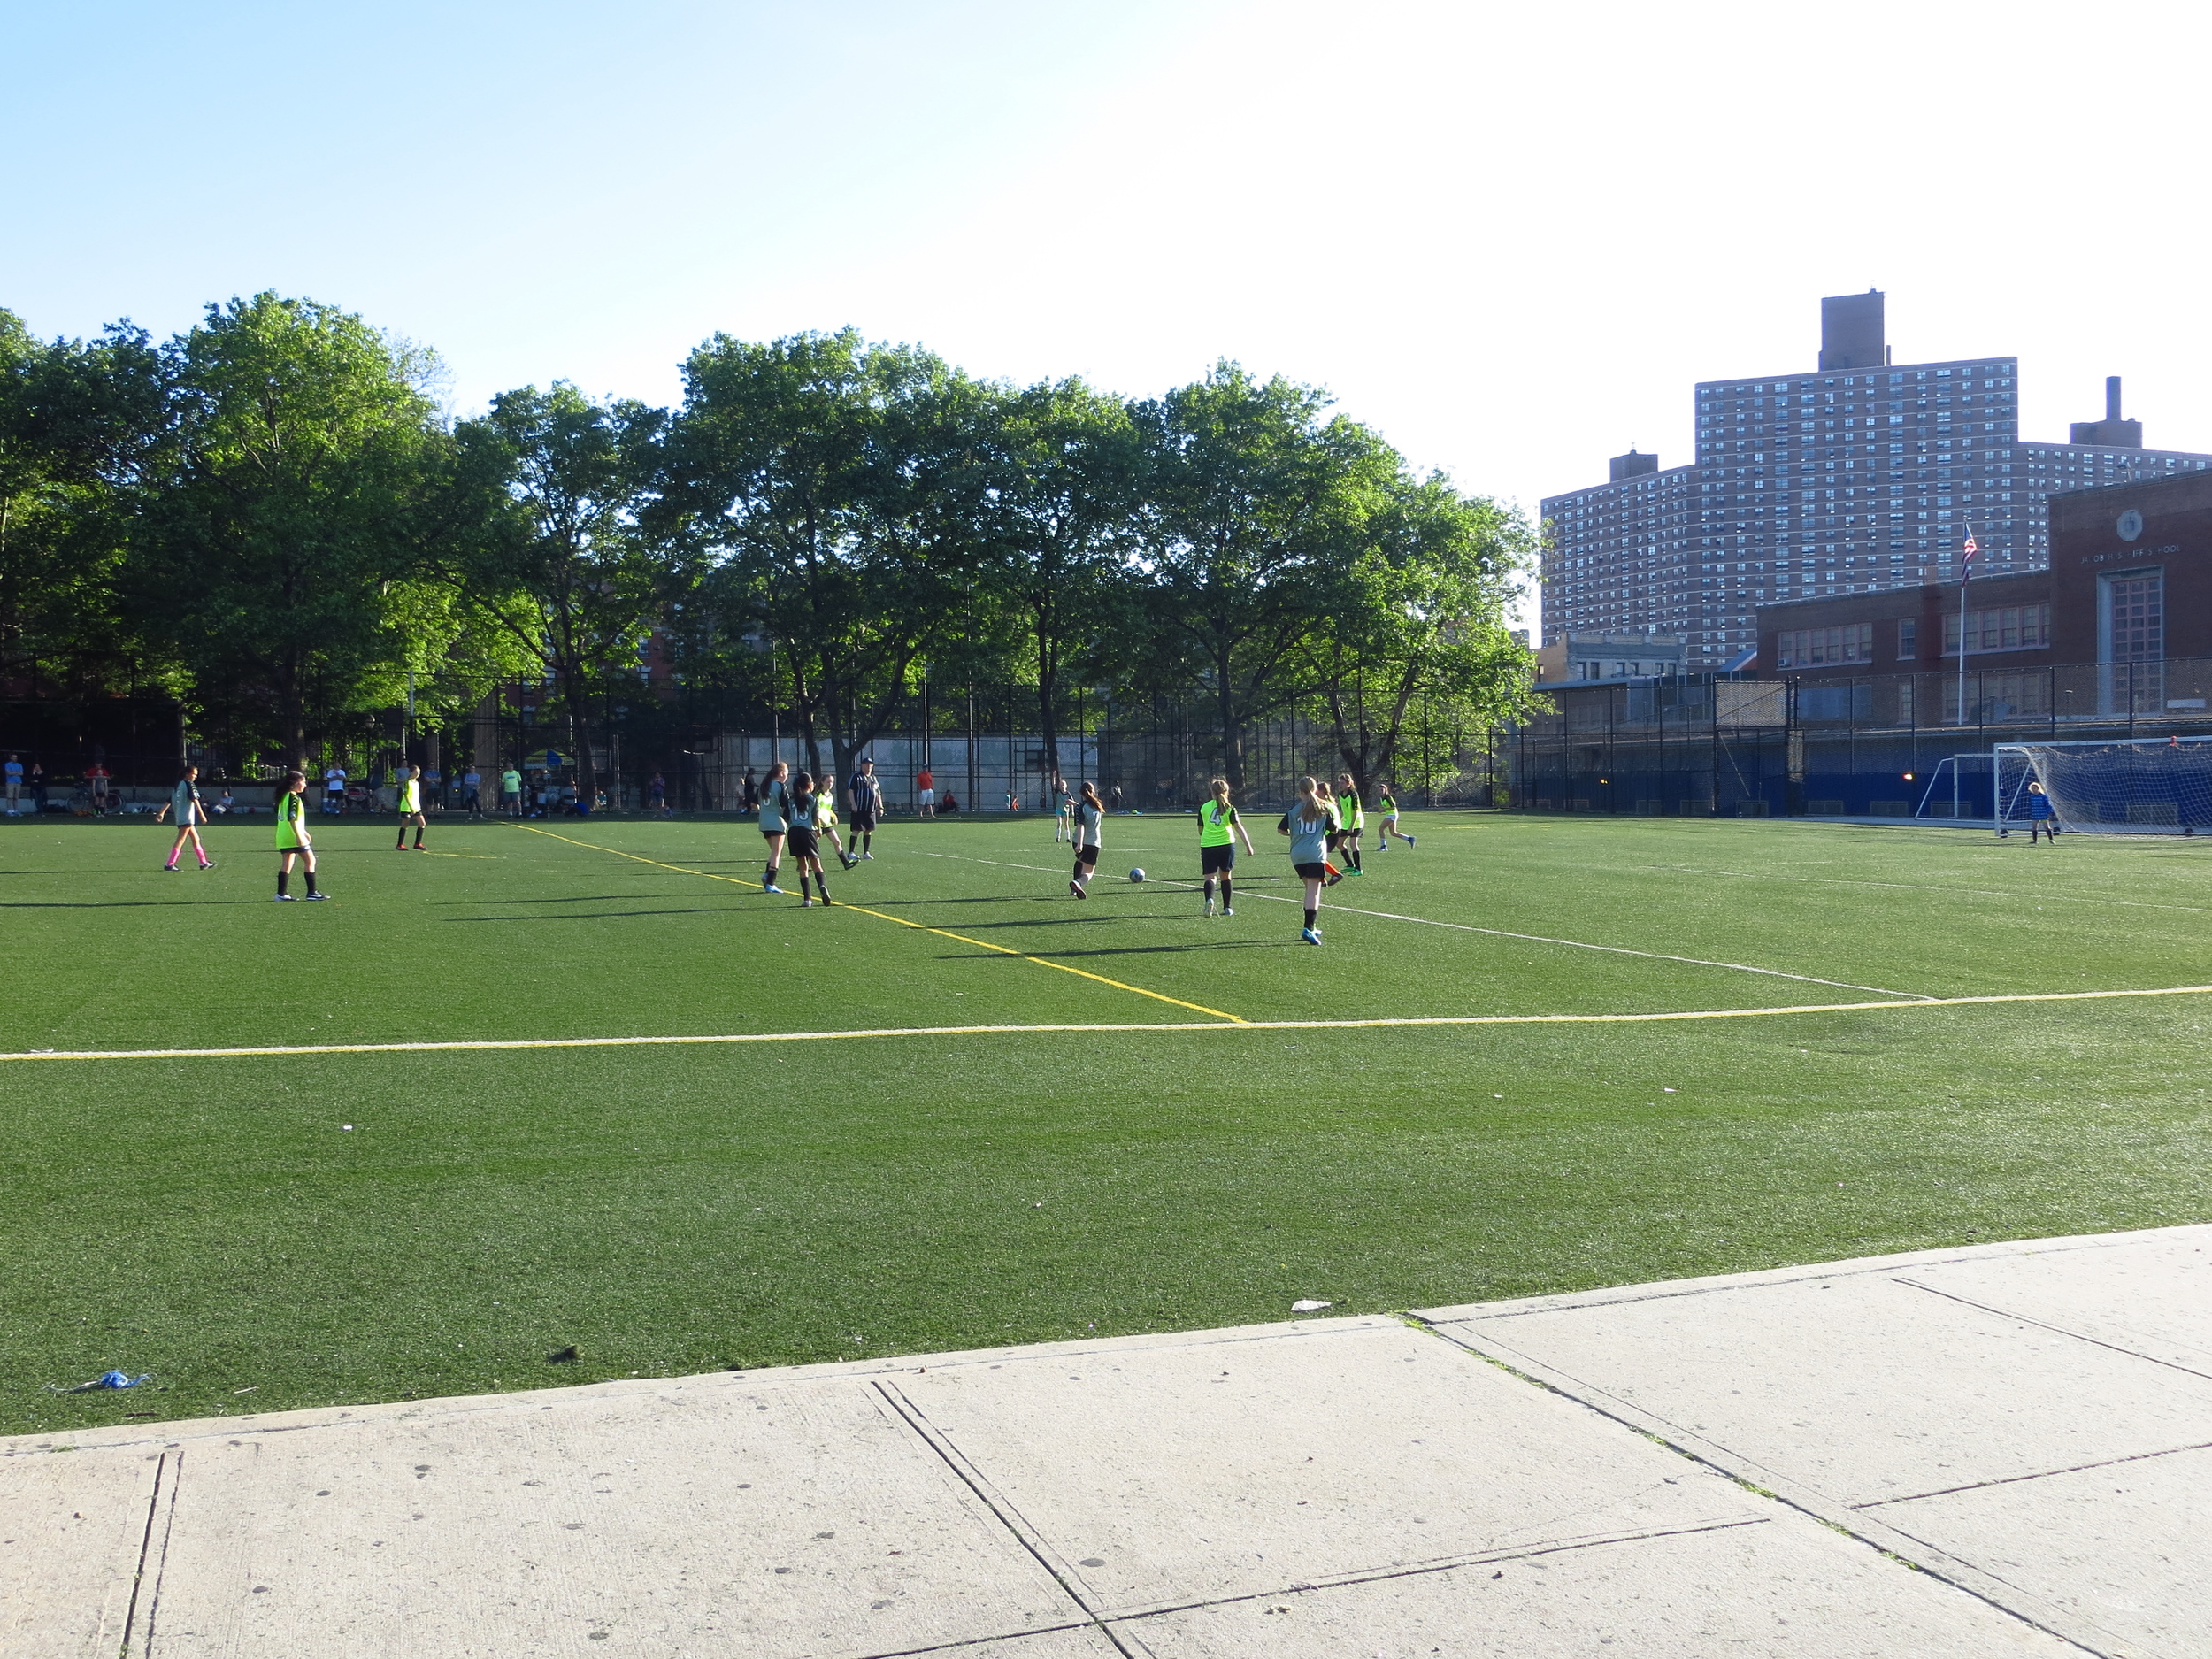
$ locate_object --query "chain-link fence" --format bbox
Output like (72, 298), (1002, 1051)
(1510, 657), (2212, 819)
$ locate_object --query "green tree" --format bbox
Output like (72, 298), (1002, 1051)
(0, 312), (169, 695)
(1132, 364), (1394, 790)
(123, 293), (480, 761)
(655, 329), (984, 784)
(972, 378), (1141, 780)
(449, 383), (669, 810)
(1302, 471), (1542, 800)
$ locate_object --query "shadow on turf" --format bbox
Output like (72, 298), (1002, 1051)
(940, 937), (1299, 960)
(446, 906), (741, 923)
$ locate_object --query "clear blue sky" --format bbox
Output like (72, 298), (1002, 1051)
(8, 1), (2209, 633)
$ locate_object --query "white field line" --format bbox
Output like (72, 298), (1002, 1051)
(920, 852), (1931, 1001)
(4, 984), (2209, 1063)
(1635, 863), (2212, 918)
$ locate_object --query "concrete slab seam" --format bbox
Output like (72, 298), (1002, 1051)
(119, 1447), (180, 1659)
(1854, 1437), (2212, 1513)
(1897, 1276), (2212, 1385)
(1409, 1318), (2116, 1658)
(1421, 1225), (2212, 1324)
(868, 1380), (1138, 1656)
(1087, 1517), (1778, 1632)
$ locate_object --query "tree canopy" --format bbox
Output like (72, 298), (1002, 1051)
(0, 295), (1540, 788)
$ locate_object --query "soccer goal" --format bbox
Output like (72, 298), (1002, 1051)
(1995, 737), (2212, 835)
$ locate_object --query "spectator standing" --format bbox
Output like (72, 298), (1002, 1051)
(501, 764), (522, 817)
(462, 766), (482, 819)
(741, 765), (757, 816)
(3, 753), (21, 816)
(917, 765), (935, 818)
(28, 761), (46, 811)
(648, 771), (668, 816)
(87, 761), (111, 813)
(324, 764), (347, 813)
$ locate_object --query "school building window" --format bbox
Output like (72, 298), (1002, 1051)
(1943, 604), (2050, 657)
(1896, 618), (1917, 659)
(1777, 624), (1874, 667)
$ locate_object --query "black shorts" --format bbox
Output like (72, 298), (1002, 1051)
(1294, 861), (1329, 881)
(760, 824), (786, 841)
(1325, 830), (1345, 849)
(1076, 843), (1100, 868)
(785, 826), (819, 858)
(1199, 843), (1235, 874)
(850, 810), (878, 831)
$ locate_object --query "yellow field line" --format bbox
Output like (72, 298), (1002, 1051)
(505, 824), (1245, 1024)
(5, 984), (2208, 1063)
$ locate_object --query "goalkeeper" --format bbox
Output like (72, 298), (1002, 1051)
(2025, 780), (2061, 844)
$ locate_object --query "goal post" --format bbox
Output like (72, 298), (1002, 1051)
(1995, 737), (2212, 835)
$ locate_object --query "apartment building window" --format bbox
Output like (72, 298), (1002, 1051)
(1942, 604), (2051, 657)
(1777, 624), (1874, 667)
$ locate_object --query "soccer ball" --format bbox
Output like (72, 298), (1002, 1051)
(1128, 867), (1146, 884)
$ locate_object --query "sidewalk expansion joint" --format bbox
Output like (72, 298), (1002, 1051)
(1410, 1319), (2116, 1658)
(1853, 1437), (2212, 1511)
(1895, 1275), (2212, 1384)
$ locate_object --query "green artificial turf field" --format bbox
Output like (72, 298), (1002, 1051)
(4, 807), (2209, 1434)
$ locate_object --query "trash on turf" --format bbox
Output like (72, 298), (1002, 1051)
(548, 1345), (580, 1363)
(50, 1370), (152, 1394)
(1291, 1300), (1332, 1313)
(341, 1124), (354, 1131)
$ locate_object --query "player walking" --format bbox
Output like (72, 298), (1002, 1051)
(1052, 772), (1071, 843)
(273, 771), (326, 900)
(1196, 778), (1256, 916)
(787, 772), (833, 906)
(396, 764), (427, 851)
(1069, 780), (1103, 898)
(1375, 784), (1415, 851)
(847, 757), (883, 860)
(156, 764), (216, 870)
(1278, 775), (1338, 944)
(1333, 773), (1366, 878)
(757, 759), (791, 893)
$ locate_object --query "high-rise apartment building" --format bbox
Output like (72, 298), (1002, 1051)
(1540, 293), (2212, 666)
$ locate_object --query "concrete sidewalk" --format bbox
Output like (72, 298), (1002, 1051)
(8, 1227), (2209, 1658)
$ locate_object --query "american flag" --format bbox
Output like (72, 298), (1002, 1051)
(1961, 529), (1978, 580)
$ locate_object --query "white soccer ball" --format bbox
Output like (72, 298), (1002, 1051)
(1128, 867), (1146, 884)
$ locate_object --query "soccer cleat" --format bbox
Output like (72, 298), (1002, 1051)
(1069, 880), (1086, 899)
(1221, 906), (1233, 916)
(1203, 899), (1215, 916)
(1301, 926), (1322, 945)
(802, 897), (814, 908)
(862, 851), (873, 860)
(273, 893), (296, 901)
(165, 864), (179, 872)
(200, 862), (216, 871)
(1406, 835), (1416, 849)
(763, 883), (785, 894)
(303, 891), (329, 900)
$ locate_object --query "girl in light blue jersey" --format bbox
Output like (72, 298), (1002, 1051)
(1275, 775), (1337, 944)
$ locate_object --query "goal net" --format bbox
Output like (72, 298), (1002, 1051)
(1997, 739), (2212, 835)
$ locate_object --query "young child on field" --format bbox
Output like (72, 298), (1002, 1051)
(156, 765), (216, 870)
(2025, 780), (2061, 843)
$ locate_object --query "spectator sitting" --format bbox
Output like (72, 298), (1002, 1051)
(939, 790), (960, 814)
(213, 789), (237, 815)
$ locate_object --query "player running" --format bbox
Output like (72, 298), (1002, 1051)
(1278, 776), (1338, 944)
(815, 778), (856, 870)
(1332, 773), (1366, 878)
(156, 764), (216, 871)
(1196, 777), (1256, 916)
(786, 771), (833, 906)
(273, 771), (327, 900)
(1375, 784), (1415, 851)
(846, 757), (883, 860)
(757, 759), (791, 893)
(396, 764), (427, 851)
(1069, 780), (1104, 898)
